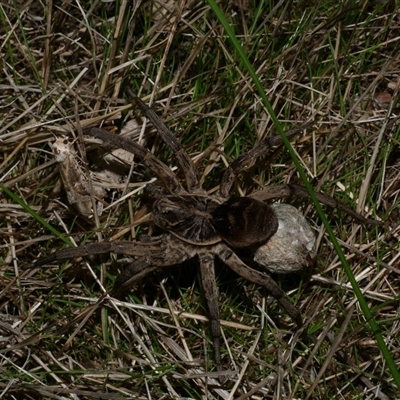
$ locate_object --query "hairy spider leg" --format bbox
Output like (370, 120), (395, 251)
(112, 259), (158, 295)
(113, 241), (304, 368)
(113, 246), (226, 372)
(23, 233), (227, 371)
(216, 243), (303, 328)
(22, 237), (178, 270)
(126, 88), (201, 192)
(111, 235), (193, 293)
(251, 184), (382, 226)
(219, 120), (315, 198)
(84, 127), (186, 195)
(199, 254), (223, 371)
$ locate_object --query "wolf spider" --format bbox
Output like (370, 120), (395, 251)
(24, 88), (380, 372)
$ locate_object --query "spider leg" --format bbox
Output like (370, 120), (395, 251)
(22, 235), (184, 270)
(126, 88), (201, 192)
(84, 127), (185, 194)
(112, 257), (158, 295)
(199, 253), (222, 371)
(219, 121), (314, 198)
(112, 235), (192, 294)
(216, 243), (303, 328)
(251, 183), (382, 226)
(22, 241), (129, 269)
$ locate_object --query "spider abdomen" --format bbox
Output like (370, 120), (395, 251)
(211, 197), (279, 248)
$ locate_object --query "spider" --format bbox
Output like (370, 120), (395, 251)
(23, 88), (380, 372)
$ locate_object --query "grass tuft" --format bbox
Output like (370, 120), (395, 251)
(1, 1), (400, 398)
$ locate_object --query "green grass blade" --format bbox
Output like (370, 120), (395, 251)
(0, 184), (73, 247)
(206, 0), (400, 390)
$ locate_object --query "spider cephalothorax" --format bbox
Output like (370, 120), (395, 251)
(24, 88), (380, 372)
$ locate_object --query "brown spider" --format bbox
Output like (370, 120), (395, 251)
(23, 88), (380, 372)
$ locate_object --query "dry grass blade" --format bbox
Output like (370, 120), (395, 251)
(1, 1), (399, 399)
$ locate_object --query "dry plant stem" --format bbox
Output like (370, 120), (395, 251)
(158, 281), (194, 366)
(316, 59), (390, 158)
(228, 329), (264, 400)
(57, 298), (104, 357)
(305, 306), (354, 399)
(150, 0), (186, 107)
(358, 78), (400, 213)
(166, 33), (212, 110)
(96, 0), (130, 103)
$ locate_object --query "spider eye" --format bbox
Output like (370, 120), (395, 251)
(158, 209), (180, 225)
(153, 201), (190, 230)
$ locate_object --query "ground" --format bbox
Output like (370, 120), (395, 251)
(1, 1), (400, 399)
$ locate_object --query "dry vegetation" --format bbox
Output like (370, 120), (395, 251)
(1, 0), (400, 399)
